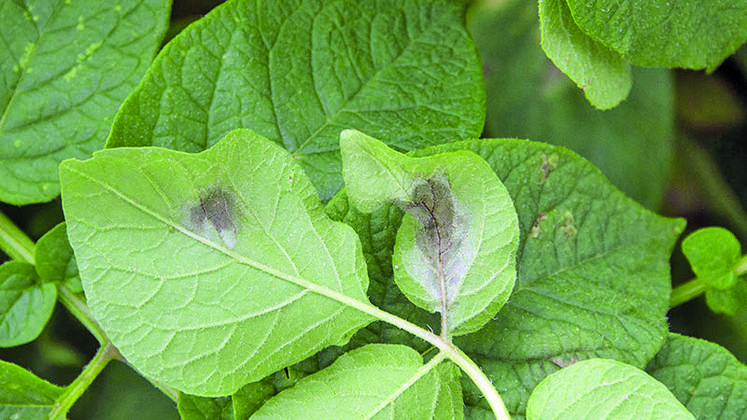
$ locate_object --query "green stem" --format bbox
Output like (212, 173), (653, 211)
(671, 254), (747, 309)
(0, 210), (34, 262)
(57, 284), (109, 345)
(670, 278), (709, 308)
(49, 342), (119, 419)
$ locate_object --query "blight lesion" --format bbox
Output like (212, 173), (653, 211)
(184, 185), (239, 249)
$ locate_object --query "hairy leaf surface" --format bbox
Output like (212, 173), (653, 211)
(646, 334), (747, 420)
(340, 130), (519, 336)
(539, 0), (631, 109)
(60, 129), (373, 396)
(330, 138), (683, 417)
(526, 359), (694, 419)
(105, 0), (485, 200)
(0, 0), (170, 204)
(564, 0), (747, 71)
(251, 344), (462, 420)
(0, 360), (63, 420)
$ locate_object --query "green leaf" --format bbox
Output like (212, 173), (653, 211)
(407, 139), (684, 417)
(526, 359), (694, 420)
(105, 0), (485, 201)
(564, 0), (747, 72)
(340, 130), (520, 336)
(0, 0), (170, 204)
(231, 380), (275, 420)
(705, 281), (747, 316)
(682, 227), (741, 290)
(470, 0), (674, 210)
(539, 0), (631, 109)
(178, 393), (233, 420)
(646, 333), (747, 420)
(34, 222), (82, 293)
(0, 359), (63, 420)
(59, 128), (373, 396)
(250, 344), (463, 420)
(0, 261), (57, 347)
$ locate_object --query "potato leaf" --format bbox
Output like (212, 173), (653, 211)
(60, 129), (373, 396)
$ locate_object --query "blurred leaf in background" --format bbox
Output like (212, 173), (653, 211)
(468, 0), (674, 210)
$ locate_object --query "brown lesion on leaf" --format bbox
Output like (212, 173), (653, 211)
(560, 211), (577, 237)
(185, 184), (239, 248)
(539, 153), (559, 184)
(395, 174), (457, 256)
(550, 355), (578, 368)
(530, 212), (547, 238)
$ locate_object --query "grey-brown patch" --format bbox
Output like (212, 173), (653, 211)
(550, 356), (578, 368)
(560, 211), (576, 237)
(530, 212), (547, 238)
(187, 185), (239, 248)
(538, 153), (559, 184)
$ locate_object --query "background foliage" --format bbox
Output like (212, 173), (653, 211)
(0, 0), (745, 418)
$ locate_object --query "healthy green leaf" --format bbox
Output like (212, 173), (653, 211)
(682, 227), (741, 290)
(564, 0), (747, 71)
(231, 380), (275, 420)
(408, 139), (684, 417)
(59, 128), (373, 396)
(0, 0), (170, 204)
(646, 333), (747, 420)
(34, 222), (82, 293)
(539, 0), (631, 109)
(0, 261), (57, 347)
(704, 281), (747, 316)
(178, 393), (233, 420)
(0, 359), (63, 420)
(105, 0), (485, 201)
(469, 0), (674, 210)
(250, 344), (463, 420)
(340, 130), (520, 336)
(526, 358), (694, 420)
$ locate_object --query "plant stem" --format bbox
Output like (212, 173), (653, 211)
(49, 341), (119, 419)
(670, 254), (747, 309)
(58, 284), (109, 345)
(0, 210), (35, 262)
(670, 278), (709, 308)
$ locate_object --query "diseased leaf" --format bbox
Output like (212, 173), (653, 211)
(564, 0), (747, 71)
(682, 227), (741, 290)
(470, 0), (674, 210)
(0, 261), (57, 347)
(340, 130), (520, 336)
(105, 0), (485, 201)
(0, 360), (63, 420)
(0, 0), (170, 204)
(526, 359), (694, 420)
(646, 334), (747, 420)
(539, 0), (631, 109)
(250, 344), (463, 420)
(34, 222), (82, 293)
(408, 139), (684, 417)
(60, 129), (373, 396)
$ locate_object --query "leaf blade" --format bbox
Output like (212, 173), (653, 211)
(106, 0), (485, 200)
(0, 261), (56, 347)
(60, 129), (373, 396)
(0, 0), (170, 204)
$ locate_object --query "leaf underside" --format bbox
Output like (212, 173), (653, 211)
(60, 129), (373, 396)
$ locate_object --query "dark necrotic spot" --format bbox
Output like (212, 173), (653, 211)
(188, 186), (238, 248)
